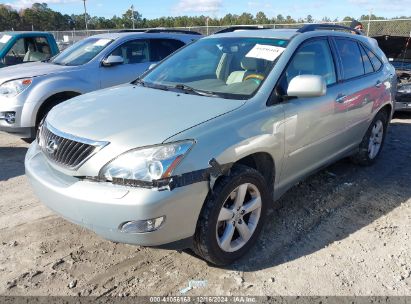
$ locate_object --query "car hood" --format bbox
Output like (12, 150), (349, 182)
(374, 35), (410, 70)
(46, 85), (246, 149)
(0, 62), (79, 85)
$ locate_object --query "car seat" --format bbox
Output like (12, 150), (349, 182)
(226, 57), (260, 84)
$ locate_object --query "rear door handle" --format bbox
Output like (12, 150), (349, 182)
(375, 81), (382, 88)
(336, 94), (347, 103)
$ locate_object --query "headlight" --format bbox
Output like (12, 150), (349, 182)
(398, 84), (411, 94)
(0, 78), (32, 98)
(100, 140), (194, 182)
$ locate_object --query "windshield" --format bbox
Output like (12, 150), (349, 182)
(0, 33), (13, 52)
(142, 37), (288, 99)
(51, 37), (113, 66)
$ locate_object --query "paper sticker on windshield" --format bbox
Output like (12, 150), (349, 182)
(246, 44), (285, 61)
(93, 39), (111, 47)
(0, 35), (12, 44)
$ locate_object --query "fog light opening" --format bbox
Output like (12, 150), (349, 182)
(5, 112), (16, 124)
(119, 216), (165, 233)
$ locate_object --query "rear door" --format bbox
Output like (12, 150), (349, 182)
(332, 38), (388, 143)
(278, 38), (348, 186)
(149, 38), (185, 62)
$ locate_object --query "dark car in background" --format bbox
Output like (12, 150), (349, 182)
(374, 35), (411, 112)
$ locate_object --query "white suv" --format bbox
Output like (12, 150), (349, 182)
(25, 25), (396, 265)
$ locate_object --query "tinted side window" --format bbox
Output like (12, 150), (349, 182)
(363, 45), (383, 71)
(335, 39), (364, 80)
(150, 39), (185, 61)
(359, 45), (374, 74)
(280, 39), (336, 92)
(110, 40), (150, 64)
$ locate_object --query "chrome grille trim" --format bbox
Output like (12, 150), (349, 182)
(38, 121), (109, 170)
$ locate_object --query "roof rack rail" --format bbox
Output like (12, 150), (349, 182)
(297, 24), (363, 35)
(116, 29), (202, 35)
(117, 29), (147, 33)
(144, 29), (202, 35)
(214, 25), (267, 34)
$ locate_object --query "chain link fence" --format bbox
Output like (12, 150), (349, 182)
(50, 19), (411, 48)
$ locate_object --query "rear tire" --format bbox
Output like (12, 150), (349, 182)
(351, 111), (388, 166)
(193, 164), (270, 266)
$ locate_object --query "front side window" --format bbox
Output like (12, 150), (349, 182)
(142, 37), (289, 99)
(52, 37), (113, 66)
(109, 39), (149, 64)
(278, 39), (336, 93)
(335, 38), (364, 80)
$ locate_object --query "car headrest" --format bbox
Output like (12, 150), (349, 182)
(292, 52), (315, 71)
(241, 57), (259, 71)
(42, 45), (50, 54)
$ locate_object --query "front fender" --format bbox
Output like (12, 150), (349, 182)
(21, 74), (98, 127)
(166, 102), (286, 188)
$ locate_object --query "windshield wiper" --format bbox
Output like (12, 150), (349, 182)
(132, 78), (169, 91)
(132, 77), (146, 86)
(173, 84), (220, 97)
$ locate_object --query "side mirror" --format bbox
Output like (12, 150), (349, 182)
(287, 75), (326, 98)
(102, 55), (124, 67)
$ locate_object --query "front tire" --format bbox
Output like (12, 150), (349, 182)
(351, 111), (388, 166)
(193, 165), (270, 266)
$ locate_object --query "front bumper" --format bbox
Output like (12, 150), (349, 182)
(25, 143), (209, 248)
(0, 93), (35, 137)
(395, 100), (411, 112)
(0, 125), (35, 138)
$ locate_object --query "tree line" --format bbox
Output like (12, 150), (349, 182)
(0, 2), (409, 32)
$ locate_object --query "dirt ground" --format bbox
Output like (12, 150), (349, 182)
(0, 113), (410, 297)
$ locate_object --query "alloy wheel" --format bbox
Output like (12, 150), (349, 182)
(368, 120), (384, 159)
(216, 183), (262, 253)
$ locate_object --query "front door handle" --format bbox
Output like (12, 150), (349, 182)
(375, 80), (382, 88)
(336, 94), (347, 103)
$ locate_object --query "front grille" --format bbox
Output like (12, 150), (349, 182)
(38, 121), (109, 170)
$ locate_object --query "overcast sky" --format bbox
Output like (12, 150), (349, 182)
(5, 0), (410, 20)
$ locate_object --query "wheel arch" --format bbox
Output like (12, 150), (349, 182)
(378, 103), (393, 121)
(233, 152), (275, 194)
(35, 91), (81, 125)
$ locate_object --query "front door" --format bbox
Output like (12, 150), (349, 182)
(278, 38), (348, 186)
(100, 39), (152, 88)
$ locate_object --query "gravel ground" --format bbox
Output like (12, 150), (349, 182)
(0, 113), (410, 297)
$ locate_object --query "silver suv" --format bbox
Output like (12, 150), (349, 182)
(0, 30), (201, 138)
(25, 25), (397, 265)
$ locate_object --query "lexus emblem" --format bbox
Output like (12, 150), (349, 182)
(46, 139), (58, 154)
